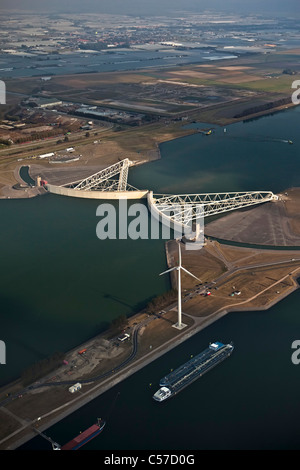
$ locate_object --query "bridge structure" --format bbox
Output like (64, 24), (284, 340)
(45, 158), (148, 199)
(45, 158), (278, 223)
(148, 190), (277, 223)
(65, 158), (132, 192)
(148, 190), (277, 246)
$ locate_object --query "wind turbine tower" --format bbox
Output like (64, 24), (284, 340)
(160, 244), (201, 330)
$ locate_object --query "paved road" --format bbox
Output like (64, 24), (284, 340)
(1, 252), (300, 449)
(0, 316), (147, 409)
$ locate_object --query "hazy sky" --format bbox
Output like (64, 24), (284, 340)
(0, 0), (299, 16)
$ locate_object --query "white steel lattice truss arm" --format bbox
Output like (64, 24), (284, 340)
(64, 158), (131, 191)
(151, 191), (278, 223)
(118, 160), (129, 191)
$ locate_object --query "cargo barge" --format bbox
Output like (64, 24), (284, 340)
(153, 341), (234, 402)
(60, 418), (106, 450)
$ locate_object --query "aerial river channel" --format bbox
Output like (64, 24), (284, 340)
(2, 106), (300, 450)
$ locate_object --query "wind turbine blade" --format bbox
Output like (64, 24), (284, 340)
(181, 266), (201, 282)
(159, 267), (177, 276)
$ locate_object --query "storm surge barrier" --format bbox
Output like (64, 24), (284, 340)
(45, 160), (278, 228)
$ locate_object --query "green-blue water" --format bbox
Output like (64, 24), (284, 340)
(2, 106), (300, 450)
(129, 110), (300, 195)
(0, 196), (170, 385)
(40, 293), (300, 450)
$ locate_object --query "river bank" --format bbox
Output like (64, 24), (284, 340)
(1, 103), (300, 451)
(0, 98), (297, 200)
(1, 234), (300, 450)
(2, 188), (300, 450)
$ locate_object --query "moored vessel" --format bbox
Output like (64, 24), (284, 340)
(60, 418), (106, 450)
(153, 386), (172, 402)
(153, 341), (234, 402)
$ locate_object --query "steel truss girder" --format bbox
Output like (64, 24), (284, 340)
(65, 158), (131, 191)
(85, 179), (138, 192)
(151, 191), (277, 223)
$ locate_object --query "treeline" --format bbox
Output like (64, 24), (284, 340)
(21, 351), (65, 386)
(146, 289), (178, 315)
(234, 97), (291, 119)
(4, 104), (22, 122)
(19, 295), (179, 386)
(14, 130), (64, 144)
(0, 138), (12, 147)
(282, 69), (297, 75)
(109, 314), (128, 333)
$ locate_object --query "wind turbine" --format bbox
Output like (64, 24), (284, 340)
(159, 244), (201, 330)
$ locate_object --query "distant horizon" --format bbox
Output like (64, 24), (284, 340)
(0, 0), (299, 18)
